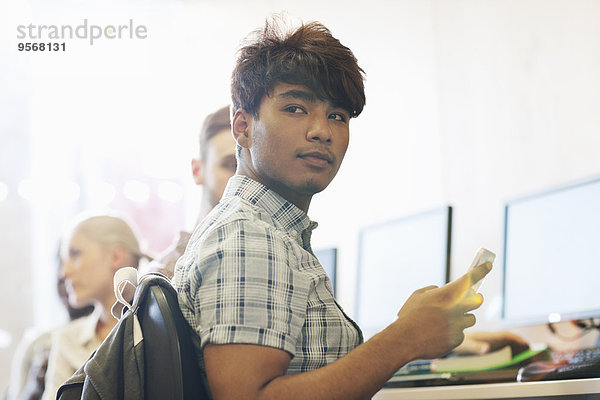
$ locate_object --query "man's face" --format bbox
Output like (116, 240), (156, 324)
(236, 83), (350, 210)
(200, 129), (237, 207)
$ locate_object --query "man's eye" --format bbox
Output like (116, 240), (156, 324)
(284, 106), (306, 114)
(329, 113), (347, 122)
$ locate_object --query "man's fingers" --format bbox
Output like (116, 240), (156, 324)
(469, 262), (492, 286)
(463, 313), (476, 329)
(413, 285), (439, 294)
(456, 292), (484, 313)
(440, 261), (491, 297)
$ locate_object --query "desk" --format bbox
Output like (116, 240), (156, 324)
(374, 378), (600, 399)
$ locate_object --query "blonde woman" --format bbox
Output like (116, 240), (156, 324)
(41, 213), (149, 400)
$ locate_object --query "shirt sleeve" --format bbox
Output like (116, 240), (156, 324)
(185, 217), (311, 357)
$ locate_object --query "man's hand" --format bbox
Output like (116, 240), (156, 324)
(455, 330), (530, 355)
(393, 262), (492, 361)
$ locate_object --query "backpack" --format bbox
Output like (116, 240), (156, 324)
(56, 271), (210, 400)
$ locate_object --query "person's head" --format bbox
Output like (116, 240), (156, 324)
(231, 18), (365, 120)
(191, 105), (237, 213)
(60, 214), (144, 309)
(230, 18), (366, 211)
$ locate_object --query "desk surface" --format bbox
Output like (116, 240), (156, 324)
(374, 378), (600, 399)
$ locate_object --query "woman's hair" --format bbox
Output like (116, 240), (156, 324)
(231, 17), (366, 119)
(66, 213), (150, 268)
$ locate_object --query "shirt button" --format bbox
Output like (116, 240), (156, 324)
(290, 230), (297, 237)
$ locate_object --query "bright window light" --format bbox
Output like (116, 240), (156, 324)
(18, 179), (80, 204)
(18, 179), (36, 201)
(88, 181), (116, 205)
(0, 182), (8, 202)
(0, 329), (11, 349)
(61, 181), (81, 203)
(157, 181), (184, 203)
(123, 180), (150, 203)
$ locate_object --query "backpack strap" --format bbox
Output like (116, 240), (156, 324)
(132, 272), (176, 310)
(110, 267), (138, 320)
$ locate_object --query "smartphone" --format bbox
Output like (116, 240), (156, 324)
(467, 248), (496, 292)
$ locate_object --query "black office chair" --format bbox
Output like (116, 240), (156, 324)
(136, 274), (212, 400)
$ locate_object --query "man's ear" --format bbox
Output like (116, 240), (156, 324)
(232, 109), (252, 149)
(191, 158), (204, 185)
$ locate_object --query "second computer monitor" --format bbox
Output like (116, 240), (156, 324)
(355, 206), (452, 339)
(502, 177), (600, 325)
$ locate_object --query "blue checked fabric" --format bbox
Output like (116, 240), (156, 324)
(173, 175), (363, 374)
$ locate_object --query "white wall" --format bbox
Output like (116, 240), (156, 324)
(2, 0), (600, 392)
(310, 0), (600, 329)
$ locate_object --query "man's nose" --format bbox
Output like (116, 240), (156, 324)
(306, 114), (332, 143)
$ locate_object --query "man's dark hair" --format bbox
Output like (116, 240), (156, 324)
(231, 18), (366, 119)
(199, 105), (231, 160)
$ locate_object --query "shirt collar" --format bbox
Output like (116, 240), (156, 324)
(75, 306), (103, 346)
(223, 175), (319, 247)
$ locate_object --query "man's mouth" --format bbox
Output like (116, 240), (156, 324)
(298, 151), (333, 166)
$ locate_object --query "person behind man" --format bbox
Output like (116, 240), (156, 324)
(191, 105), (238, 225)
(145, 105), (237, 279)
(173, 19), (525, 400)
(41, 213), (149, 400)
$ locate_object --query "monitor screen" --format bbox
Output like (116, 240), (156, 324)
(314, 247), (337, 296)
(502, 177), (600, 325)
(355, 206), (452, 339)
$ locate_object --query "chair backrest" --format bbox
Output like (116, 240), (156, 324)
(136, 275), (211, 400)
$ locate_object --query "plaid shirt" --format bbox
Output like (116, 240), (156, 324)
(174, 175), (363, 374)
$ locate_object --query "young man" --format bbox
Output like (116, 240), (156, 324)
(145, 106), (237, 279)
(174, 20), (514, 399)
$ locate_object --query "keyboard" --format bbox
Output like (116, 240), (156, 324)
(518, 346), (600, 382)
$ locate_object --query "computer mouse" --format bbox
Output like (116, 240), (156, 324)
(517, 361), (564, 382)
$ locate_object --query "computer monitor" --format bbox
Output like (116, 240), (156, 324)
(314, 247), (337, 296)
(355, 206), (452, 339)
(502, 177), (600, 326)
